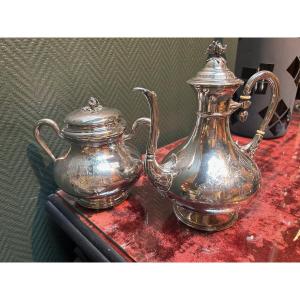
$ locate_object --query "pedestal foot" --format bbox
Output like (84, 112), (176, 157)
(76, 191), (128, 210)
(173, 203), (238, 232)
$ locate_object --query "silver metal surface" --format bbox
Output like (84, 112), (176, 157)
(294, 100), (300, 112)
(34, 97), (150, 209)
(186, 40), (244, 87)
(135, 40), (280, 231)
(240, 71), (280, 157)
(62, 97), (127, 143)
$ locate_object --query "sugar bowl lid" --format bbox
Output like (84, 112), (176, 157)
(187, 40), (244, 87)
(61, 97), (126, 142)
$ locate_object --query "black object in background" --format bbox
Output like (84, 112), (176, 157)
(231, 38), (300, 139)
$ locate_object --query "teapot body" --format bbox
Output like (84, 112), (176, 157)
(54, 139), (142, 209)
(162, 105), (261, 231)
(136, 41), (280, 231)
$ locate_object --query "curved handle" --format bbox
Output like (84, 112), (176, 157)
(240, 70), (280, 157)
(34, 118), (63, 162)
(124, 117), (151, 141)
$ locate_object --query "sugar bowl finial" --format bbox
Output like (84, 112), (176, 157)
(82, 97), (103, 112)
(207, 40), (227, 57)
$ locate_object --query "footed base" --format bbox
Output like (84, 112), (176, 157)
(173, 203), (238, 232)
(76, 191), (128, 210)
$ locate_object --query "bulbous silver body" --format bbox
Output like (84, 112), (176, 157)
(135, 41), (280, 231)
(53, 140), (142, 209)
(34, 97), (148, 209)
(162, 94), (261, 230)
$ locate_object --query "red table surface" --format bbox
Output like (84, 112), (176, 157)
(57, 114), (300, 262)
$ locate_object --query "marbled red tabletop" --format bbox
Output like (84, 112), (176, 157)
(56, 114), (300, 262)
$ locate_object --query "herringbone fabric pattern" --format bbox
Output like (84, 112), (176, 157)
(0, 38), (237, 261)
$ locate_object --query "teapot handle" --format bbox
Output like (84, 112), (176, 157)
(239, 70), (280, 157)
(34, 118), (63, 162)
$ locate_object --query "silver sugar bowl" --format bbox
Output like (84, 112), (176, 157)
(34, 97), (149, 209)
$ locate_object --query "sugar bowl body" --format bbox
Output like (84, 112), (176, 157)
(34, 97), (149, 209)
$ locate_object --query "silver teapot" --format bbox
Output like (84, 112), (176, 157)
(135, 41), (280, 231)
(34, 97), (149, 209)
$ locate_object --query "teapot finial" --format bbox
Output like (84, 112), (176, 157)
(82, 97), (103, 112)
(207, 40), (227, 57)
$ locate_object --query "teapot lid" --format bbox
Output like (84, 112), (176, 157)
(61, 97), (126, 142)
(187, 40), (243, 87)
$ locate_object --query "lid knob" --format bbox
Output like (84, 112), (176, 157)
(82, 97), (103, 112)
(186, 40), (243, 87)
(207, 40), (227, 57)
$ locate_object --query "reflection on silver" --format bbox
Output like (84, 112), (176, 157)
(34, 97), (150, 209)
(135, 40), (280, 231)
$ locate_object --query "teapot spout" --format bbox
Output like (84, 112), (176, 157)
(134, 87), (174, 191)
(133, 87), (159, 156)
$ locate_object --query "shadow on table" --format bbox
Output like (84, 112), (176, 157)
(27, 143), (75, 262)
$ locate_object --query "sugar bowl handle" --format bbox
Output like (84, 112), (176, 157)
(34, 119), (63, 162)
(240, 70), (280, 157)
(124, 117), (151, 141)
